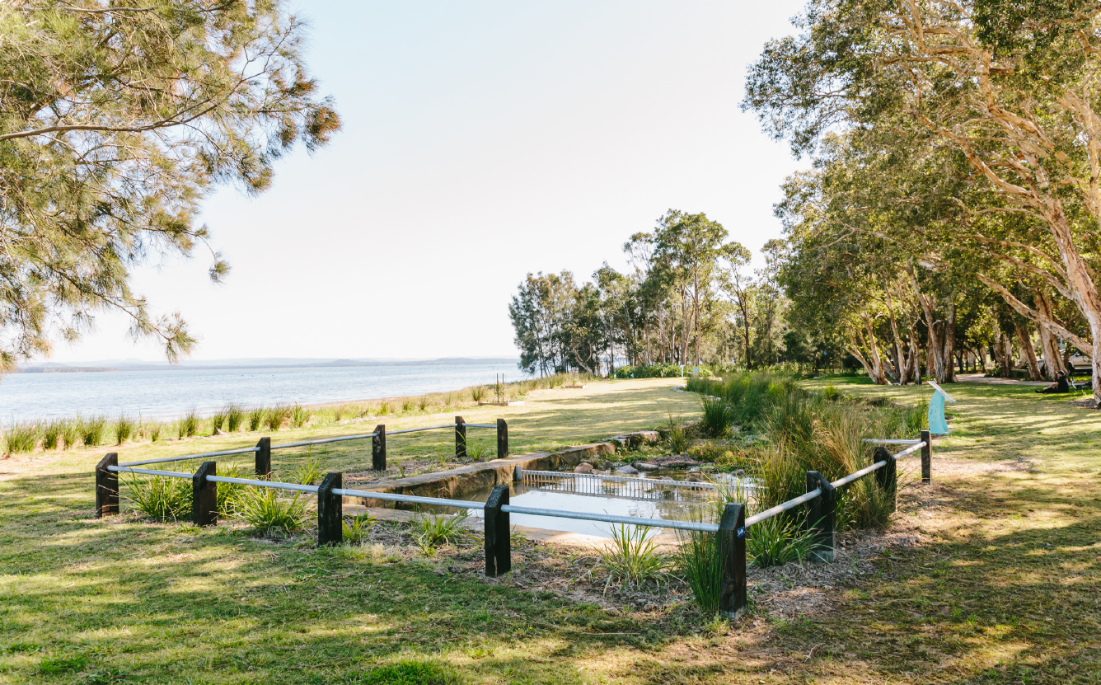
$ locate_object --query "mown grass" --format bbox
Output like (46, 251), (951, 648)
(0, 377), (1098, 683)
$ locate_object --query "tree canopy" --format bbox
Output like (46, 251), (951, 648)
(0, 1), (340, 368)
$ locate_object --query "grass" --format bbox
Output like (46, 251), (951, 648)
(746, 514), (817, 568)
(113, 414), (136, 445)
(177, 409), (199, 439)
(41, 420), (63, 451)
(596, 524), (671, 591)
(247, 406), (266, 431)
(234, 487), (308, 537)
(342, 513), (377, 543)
(4, 421), (39, 454)
(411, 511), (469, 555)
(674, 524), (725, 615)
(4, 377), (1098, 683)
(225, 404), (245, 432)
(266, 404), (291, 431)
(123, 474), (192, 521)
(79, 415), (106, 447)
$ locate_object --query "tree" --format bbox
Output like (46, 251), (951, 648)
(0, 2), (340, 368)
(745, 0), (1101, 403)
(720, 242), (755, 369)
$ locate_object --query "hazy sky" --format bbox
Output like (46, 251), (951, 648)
(50, 1), (805, 363)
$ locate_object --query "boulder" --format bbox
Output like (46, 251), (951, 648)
(616, 465), (639, 475)
(633, 462), (659, 471)
(574, 462), (594, 474)
(685, 475), (702, 483)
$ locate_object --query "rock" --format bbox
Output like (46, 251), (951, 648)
(658, 476), (674, 481)
(616, 465), (639, 475)
(574, 462), (594, 474)
(733, 469), (745, 477)
(686, 475), (701, 483)
(634, 462), (659, 471)
(597, 460), (614, 470)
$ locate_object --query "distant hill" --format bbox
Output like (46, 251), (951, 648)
(16, 357), (519, 373)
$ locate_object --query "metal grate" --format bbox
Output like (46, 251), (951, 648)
(519, 469), (752, 503)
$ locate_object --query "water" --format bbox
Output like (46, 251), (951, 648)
(0, 361), (522, 422)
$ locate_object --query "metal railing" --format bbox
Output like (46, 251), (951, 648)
(518, 469), (725, 502)
(115, 416), (509, 474)
(94, 426), (935, 624)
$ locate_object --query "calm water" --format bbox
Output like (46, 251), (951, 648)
(0, 361), (522, 422)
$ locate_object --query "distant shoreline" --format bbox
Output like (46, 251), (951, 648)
(14, 357), (519, 374)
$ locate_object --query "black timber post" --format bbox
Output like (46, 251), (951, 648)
(718, 502), (747, 619)
(255, 437), (271, 478)
(317, 472), (343, 546)
(455, 416), (467, 459)
(920, 429), (932, 483)
(95, 453), (119, 518)
(192, 461), (218, 527)
(873, 445), (897, 513)
(806, 470), (836, 562)
(484, 484), (511, 577)
(496, 419), (509, 459)
(372, 425), (387, 472)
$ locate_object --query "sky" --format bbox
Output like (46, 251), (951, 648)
(49, 1), (806, 363)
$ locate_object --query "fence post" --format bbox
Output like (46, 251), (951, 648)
(455, 416), (467, 459)
(95, 453), (119, 518)
(317, 472), (343, 546)
(497, 418), (509, 459)
(718, 502), (747, 619)
(484, 484), (511, 577)
(192, 461), (218, 527)
(255, 437), (271, 478)
(873, 445), (897, 513)
(372, 424), (386, 472)
(920, 429), (932, 483)
(806, 471), (836, 562)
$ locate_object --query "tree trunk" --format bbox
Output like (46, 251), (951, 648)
(1033, 292), (1065, 380)
(1014, 321), (1042, 381)
(943, 303), (957, 382)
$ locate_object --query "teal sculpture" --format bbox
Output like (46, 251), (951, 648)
(927, 381), (956, 435)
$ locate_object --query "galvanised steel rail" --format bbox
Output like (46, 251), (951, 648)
(384, 424), (453, 436)
(863, 438), (922, 445)
(270, 431), (378, 450)
(94, 427), (936, 625)
(120, 446), (260, 467)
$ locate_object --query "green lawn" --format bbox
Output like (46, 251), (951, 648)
(1, 376), (1098, 684)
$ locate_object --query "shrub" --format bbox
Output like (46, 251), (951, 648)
(596, 524), (671, 591)
(247, 406), (266, 431)
(114, 414), (136, 445)
(665, 415), (689, 453)
(235, 488), (307, 536)
(471, 385), (487, 402)
(4, 421), (39, 454)
(80, 416), (107, 447)
(42, 420), (63, 450)
(225, 404), (245, 432)
(290, 404), (311, 428)
(412, 511), (468, 555)
(125, 474), (191, 521)
(463, 438), (491, 462)
(823, 383), (840, 401)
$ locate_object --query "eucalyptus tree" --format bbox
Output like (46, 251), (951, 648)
(745, 0), (1101, 402)
(0, 1), (341, 367)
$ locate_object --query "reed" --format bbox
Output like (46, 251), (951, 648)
(470, 385), (487, 402)
(247, 406), (266, 431)
(665, 414), (689, 453)
(596, 524), (671, 591)
(401, 398), (415, 414)
(80, 415), (107, 447)
(211, 408), (227, 433)
(289, 453), (322, 486)
(4, 421), (39, 454)
(290, 404), (312, 428)
(42, 420), (64, 450)
(177, 409), (200, 439)
(149, 423), (163, 442)
(700, 397), (736, 437)
(417, 395), (429, 411)
(378, 401), (391, 416)
(114, 414), (136, 445)
(674, 526), (726, 615)
(215, 464), (249, 517)
(266, 404), (291, 431)
(61, 418), (80, 450)
(225, 404), (245, 432)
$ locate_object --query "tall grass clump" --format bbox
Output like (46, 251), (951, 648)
(596, 524), (670, 591)
(4, 421), (39, 454)
(124, 475), (191, 521)
(665, 415), (689, 453)
(80, 415), (107, 447)
(412, 511), (468, 555)
(225, 404), (245, 432)
(114, 414), (136, 445)
(215, 464), (249, 517)
(401, 398), (415, 414)
(61, 419), (81, 450)
(471, 385), (487, 402)
(417, 395), (430, 411)
(211, 408), (227, 433)
(266, 404), (291, 430)
(291, 404), (312, 428)
(177, 409), (200, 438)
(42, 420), (64, 450)
(149, 422), (164, 442)
(236, 488), (308, 536)
(675, 526), (725, 614)
(247, 406), (266, 431)
(700, 397), (736, 437)
(747, 515), (817, 568)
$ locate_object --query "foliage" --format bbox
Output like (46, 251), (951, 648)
(247, 407), (266, 432)
(342, 514), (377, 544)
(177, 410), (199, 439)
(215, 465), (249, 518)
(288, 454), (322, 486)
(747, 515), (817, 568)
(291, 404), (312, 428)
(471, 385), (487, 402)
(613, 364), (714, 379)
(235, 488), (307, 537)
(41, 419), (62, 450)
(0, 2), (339, 367)
(211, 409), (227, 433)
(80, 415), (106, 447)
(411, 511), (468, 555)
(674, 527), (726, 615)
(664, 416), (689, 454)
(700, 397), (736, 437)
(360, 660), (462, 685)
(4, 421), (38, 454)
(225, 405), (245, 432)
(595, 524), (671, 591)
(113, 414), (136, 445)
(266, 405), (291, 431)
(124, 475), (191, 521)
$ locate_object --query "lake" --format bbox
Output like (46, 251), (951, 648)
(0, 361), (523, 422)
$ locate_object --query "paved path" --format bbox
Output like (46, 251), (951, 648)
(955, 373), (1049, 386)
